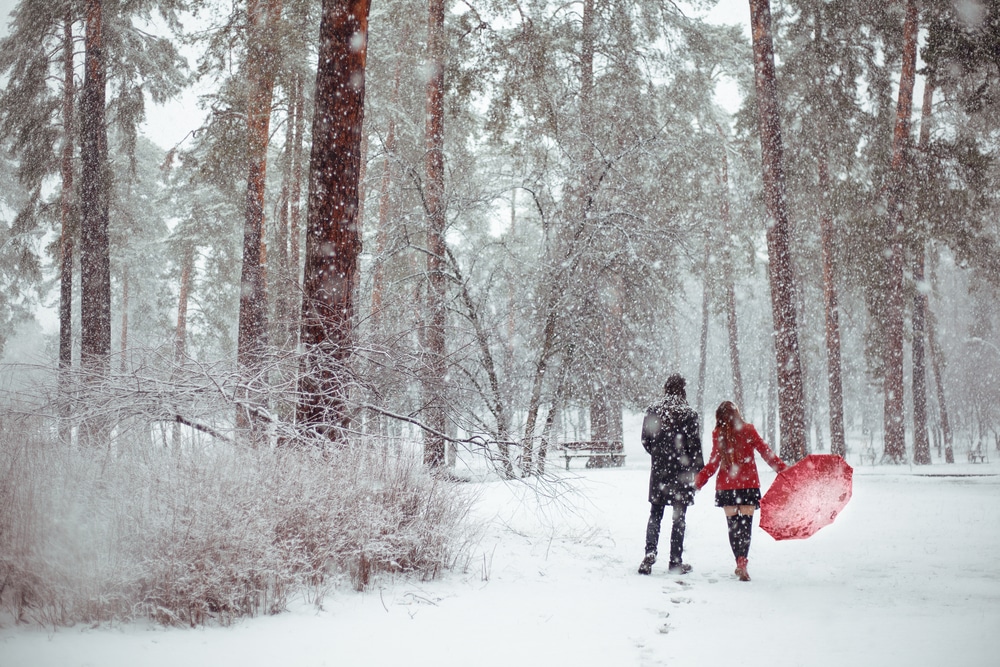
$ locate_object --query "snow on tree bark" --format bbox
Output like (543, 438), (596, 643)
(423, 0), (447, 467)
(818, 153), (846, 458)
(718, 133), (745, 411)
(578, 0), (623, 450)
(748, 0), (807, 462)
(927, 305), (954, 463)
(80, 0), (111, 377)
(274, 95), (293, 346)
(59, 10), (75, 444)
(371, 52), (403, 331)
(172, 244), (194, 449)
(296, 0), (371, 440)
(911, 76), (935, 466)
(883, 0), (918, 464)
(237, 0), (283, 435)
(696, 225), (711, 417)
(119, 267), (129, 373)
(289, 71), (305, 346)
(175, 245), (194, 364)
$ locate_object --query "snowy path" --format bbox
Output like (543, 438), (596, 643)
(2, 457), (999, 666)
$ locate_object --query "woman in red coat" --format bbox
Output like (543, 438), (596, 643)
(695, 401), (787, 581)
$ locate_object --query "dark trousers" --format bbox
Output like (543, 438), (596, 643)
(645, 503), (687, 565)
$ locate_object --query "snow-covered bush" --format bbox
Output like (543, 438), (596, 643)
(0, 422), (473, 627)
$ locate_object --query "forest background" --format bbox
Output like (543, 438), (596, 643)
(0, 0), (999, 627)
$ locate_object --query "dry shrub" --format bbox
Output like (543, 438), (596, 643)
(0, 425), (472, 627)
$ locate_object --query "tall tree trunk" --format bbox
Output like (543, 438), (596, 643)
(237, 0), (283, 436)
(520, 0), (601, 464)
(695, 247), (710, 415)
(422, 0), (447, 467)
(911, 76), (936, 465)
(175, 247), (193, 364)
(579, 0), (595, 187)
(600, 291), (625, 446)
(748, 0), (807, 461)
(119, 267), (128, 373)
(580, 0), (614, 451)
(927, 306), (953, 463)
(538, 361), (571, 476)
(911, 241), (929, 465)
(172, 245), (194, 449)
(59, 11), (75, 444)
(288, 71), (304, 344)
(523, 307), (557, 458)
(274, 97), (293, 346)
(366, 55), (403, 440)
(371, 54), (403, 330)
(696, 227), (711, 417)
(766, 368), (777, 443)
(296, 0), (370, 440)
(883, 0), (918, 463)
(718, 135), (745, 410)
(358, 132), (368, 236)
(818, 153), (846, 457)
(80, 0), (111, 378)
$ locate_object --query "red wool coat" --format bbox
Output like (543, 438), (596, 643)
(695, 423), (787, 491)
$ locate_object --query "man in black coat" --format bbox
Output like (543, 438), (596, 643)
(638, 373), (703, 575)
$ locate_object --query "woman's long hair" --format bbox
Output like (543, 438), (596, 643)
(715, 401), (745, 470)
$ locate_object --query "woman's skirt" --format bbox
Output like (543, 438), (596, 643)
(714, 487), (761, 508)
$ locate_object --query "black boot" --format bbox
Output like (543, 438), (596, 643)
(638, 551), (656, 575)
(640, 505), (665, 574)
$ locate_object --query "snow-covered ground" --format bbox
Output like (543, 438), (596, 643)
(2, 441), (998, 667)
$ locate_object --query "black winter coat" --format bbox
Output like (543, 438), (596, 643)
(642, 394), (704, 506)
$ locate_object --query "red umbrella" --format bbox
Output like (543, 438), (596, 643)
(760, 454), (853, 540)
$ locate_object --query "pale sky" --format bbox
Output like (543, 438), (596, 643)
(0, 0), (14, 37)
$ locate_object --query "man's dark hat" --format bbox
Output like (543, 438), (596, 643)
(664, 373), (686, 395)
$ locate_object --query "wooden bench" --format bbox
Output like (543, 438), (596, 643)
(968, 445), (988, 463)
(556, 441), (626, 470)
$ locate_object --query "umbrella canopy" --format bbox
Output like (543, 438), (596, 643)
(760, 454), (853, 540)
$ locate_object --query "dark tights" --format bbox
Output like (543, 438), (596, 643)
(726, 514), (753, 559)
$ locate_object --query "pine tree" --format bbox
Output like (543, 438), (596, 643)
(881, 0), (918, 464)
(422, 0), (447, 467)
(296, 0), (371, 440)
(911, 76), (935, 465)
(79, 0), (111, 379)
(236, 0), (284, 436)
(748, 0), (808, 462)
(0, 1), (78, 362)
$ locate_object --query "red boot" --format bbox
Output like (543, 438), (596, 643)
(735, 556), (750, 582)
